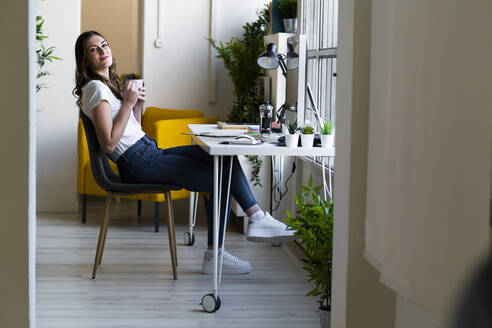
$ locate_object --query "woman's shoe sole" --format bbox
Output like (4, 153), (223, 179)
(246, 234), (296, 243)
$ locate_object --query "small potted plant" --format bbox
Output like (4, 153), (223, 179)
(300, 125), (314, 148)
(285, 120), (299, 148)
(277, 0), (298, 33)
(319, 120), (334, 148)
(286, 175), (333, 328)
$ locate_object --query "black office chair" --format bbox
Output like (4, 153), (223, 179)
(80, 111), (181, 280)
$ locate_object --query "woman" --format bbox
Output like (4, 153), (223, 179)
(73, 31), (294, 275)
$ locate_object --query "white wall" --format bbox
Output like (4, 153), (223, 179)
(36, 0), (81, 212)
(0, 0), (35, 326)
(143, 0), (269, 120)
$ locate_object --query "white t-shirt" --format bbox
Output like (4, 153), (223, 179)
(81, 80), (145, 160)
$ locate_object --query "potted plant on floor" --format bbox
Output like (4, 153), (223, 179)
(319, 120), (334, 148)
(286, 175), (333, 328)
(300, 125), (314, 148)
(285, 120), (299, 148)
(277, 0), (298, 33)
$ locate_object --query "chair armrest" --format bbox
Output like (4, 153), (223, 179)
(142, 107), (204, 135)
(152, 117), (218, 149)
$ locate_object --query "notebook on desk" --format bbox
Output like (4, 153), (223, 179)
(216, 121), (249, 130)
(182, 131), (246, 138)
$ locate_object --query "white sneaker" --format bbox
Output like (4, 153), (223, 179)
(246, 212), (296, 243)
(201, 249), (251, 275)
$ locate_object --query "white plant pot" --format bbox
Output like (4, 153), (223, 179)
(320, 134), (334, 148)
(283, 18), (297, 33)
(301, 134), (314, 148)
(284, 133), (299, 148)
(319, 308), (330, 328)
(281, 124), (289, 135)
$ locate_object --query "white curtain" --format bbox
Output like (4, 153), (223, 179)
(365, 0), (492, 324)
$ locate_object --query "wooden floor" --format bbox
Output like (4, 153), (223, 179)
(36, 197), (320, 328)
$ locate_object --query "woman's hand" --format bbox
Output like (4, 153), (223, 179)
(123, 81), (139, 106)
(132, 82), (146, 124)
(137, 85), (146, 104)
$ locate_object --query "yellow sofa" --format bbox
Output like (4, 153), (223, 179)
(78, 107), (218, 231)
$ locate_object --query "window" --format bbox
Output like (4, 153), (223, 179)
(300, 0), (338, 127)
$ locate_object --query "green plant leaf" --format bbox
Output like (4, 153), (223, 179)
(285, 174), (333, 306)
(245, 155), (263, 187)
(277, 0), (298, 19)
(35, 15), (61, 93)
(301, 125), (314, 134)
(320, 120), (334, 135)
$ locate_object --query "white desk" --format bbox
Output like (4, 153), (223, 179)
(189, 124), (335, 157)
(188, 124), (335, 312)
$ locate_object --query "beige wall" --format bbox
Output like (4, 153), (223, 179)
(0, 0), (35, 326)
(81, 0), (140, 76)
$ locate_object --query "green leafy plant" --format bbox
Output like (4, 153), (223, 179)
(319, 120), (334, 135)
(36, 15), (61, 93)
(285, 175), (333, 310)
(301, 125), (314, 134)
(278, 0), (298, 19)
(208, 5), (269, 123)
(245, 155), (263, 187)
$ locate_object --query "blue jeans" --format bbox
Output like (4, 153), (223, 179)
(116, 136), (257, 245)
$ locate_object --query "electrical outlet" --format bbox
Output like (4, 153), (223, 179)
(154, 38), (163, 48)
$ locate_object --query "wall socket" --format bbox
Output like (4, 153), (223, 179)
(154, 38), (163, 48)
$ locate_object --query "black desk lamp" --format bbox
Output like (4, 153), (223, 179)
(257, 42), (323, 129)
(257, 43), (299, 77)
(257, 43), (299, 125)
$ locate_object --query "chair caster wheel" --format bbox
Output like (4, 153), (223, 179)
(183, 232), (195, 246)
(201, 294), (221, 313)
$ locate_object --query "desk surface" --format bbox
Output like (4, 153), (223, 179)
(189, 124), (335, 157)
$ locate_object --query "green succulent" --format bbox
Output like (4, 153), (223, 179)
(320, 121), (334, 135)
(301, 125), (314, 134)
(287, 120), (298, 134)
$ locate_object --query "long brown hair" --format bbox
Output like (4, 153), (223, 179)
(72, 31), (122, 109)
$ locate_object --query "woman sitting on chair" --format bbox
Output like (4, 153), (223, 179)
(73, 30), (294, 275)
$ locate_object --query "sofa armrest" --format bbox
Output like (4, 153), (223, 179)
(152, 117), (218, 149)
(77, 119), (90, 193)
(142, 107), (204, 135)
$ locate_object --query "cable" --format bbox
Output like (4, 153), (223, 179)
(271, 158), (296, 212)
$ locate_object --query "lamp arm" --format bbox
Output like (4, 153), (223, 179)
(277, 103), (286, 123)
(306, 83), (325, 129)
(277, 54), (288, 78)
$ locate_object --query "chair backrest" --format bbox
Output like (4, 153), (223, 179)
(80, 111), (120, 190)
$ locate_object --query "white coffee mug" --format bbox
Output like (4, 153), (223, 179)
(128, 78), (143, 87)
(128, 79), (144, 96)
